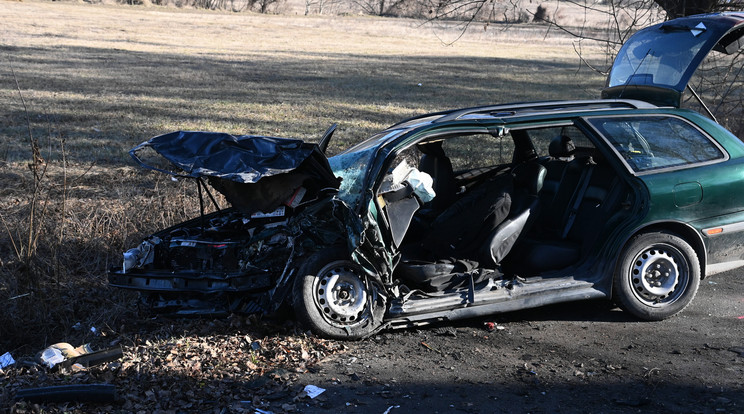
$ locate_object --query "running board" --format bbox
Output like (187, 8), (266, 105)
(386, 277), (606, 328)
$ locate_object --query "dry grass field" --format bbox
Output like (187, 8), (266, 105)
(0, 1), (606, 350)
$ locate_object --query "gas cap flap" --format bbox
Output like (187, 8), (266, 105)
(673, 182), (702, 207)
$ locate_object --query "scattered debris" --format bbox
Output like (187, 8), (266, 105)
(2, 318), (345, 413)
(420, 341), (442, 354)
(15, 384), (118, 404)
(0, 351), (15, 369)
(484, 322), (505, 332)
(38, 345), (66, 368)
(302, 384), (326, 399)
(36, 343), (121, 370)
(383, 405), (401, 414)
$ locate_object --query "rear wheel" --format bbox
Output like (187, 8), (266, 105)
(613, 231), (700, 320)
(293, 248), (385, 339)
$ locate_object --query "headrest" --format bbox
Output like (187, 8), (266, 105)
(512, 162), (547, 195)
(549, 135), (576, 158)
(417, 141), (445, 157)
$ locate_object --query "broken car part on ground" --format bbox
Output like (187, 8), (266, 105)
(110, 13), (744, 339)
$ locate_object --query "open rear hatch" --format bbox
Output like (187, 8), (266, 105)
(602, 12), (744, 107)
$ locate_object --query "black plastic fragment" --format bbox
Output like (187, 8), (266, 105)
(15, 384), (118, 403)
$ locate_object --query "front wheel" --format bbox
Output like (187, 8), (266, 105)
(293, 249), (385, 339)
(613, 231), (700, 321)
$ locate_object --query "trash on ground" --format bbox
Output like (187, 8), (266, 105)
(383, 405), (401, 414)
(14, 384), (118, 403)
(36, 343), (122, 369)
(420, 341), (442, 354)
(302, 384), (325, 399)
(0, 352), (15, 369)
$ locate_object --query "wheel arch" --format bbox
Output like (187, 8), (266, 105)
(616, 221), (707, 282)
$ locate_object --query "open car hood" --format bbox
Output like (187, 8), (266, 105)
(131, 131), (340, 213)
(602, 12), (744, 107)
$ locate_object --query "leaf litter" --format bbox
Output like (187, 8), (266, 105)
(1, 315), (346, 413)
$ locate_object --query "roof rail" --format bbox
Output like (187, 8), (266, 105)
(434, 99), (656, 123)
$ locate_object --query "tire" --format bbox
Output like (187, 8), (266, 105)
(613, 231), (700, 321)
(293, 248), (386, 339)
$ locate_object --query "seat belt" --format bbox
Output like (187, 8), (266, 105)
(561, 161), (594, 239)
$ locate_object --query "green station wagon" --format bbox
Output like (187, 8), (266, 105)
(110, 13), (744, 339)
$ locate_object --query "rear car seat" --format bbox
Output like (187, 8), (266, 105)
(508, 153), (624, 275)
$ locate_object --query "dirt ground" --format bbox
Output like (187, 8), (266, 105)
(291, 268), (744, 414)
(3, 267), (741, 413)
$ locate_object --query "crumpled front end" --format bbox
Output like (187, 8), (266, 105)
(109, 131), (350, 315)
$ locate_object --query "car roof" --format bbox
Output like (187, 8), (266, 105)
(386, 99), (657, 131)
(332, 99), (661, 155)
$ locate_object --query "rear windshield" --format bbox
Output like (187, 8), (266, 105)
(587, 115), (725, 173)
(608, 26), (710, 91)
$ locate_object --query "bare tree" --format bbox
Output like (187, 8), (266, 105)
(305, 0), (343, 14)
(423, 0), (744, 134)
(353, 0), (416, 16)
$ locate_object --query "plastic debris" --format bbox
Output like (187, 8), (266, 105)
(383, 405), (401, 414)
(15, 384), (117, 403)
(37, 343), (121, 370)
(484, 321), (505, 331)
(302, 384), (325, 399)
(39, 347), (66, 368)
(0, 352), (15, 369)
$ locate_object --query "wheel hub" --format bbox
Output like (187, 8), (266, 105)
(632, 249), (679, 301)
(315, 266), (368, 325)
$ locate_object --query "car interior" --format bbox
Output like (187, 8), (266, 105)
(377, 124), (634, 293)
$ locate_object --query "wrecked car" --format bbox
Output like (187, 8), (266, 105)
(111, 13), (744, 339)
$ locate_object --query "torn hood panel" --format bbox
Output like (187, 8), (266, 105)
(131, 131), (341, 212)
(603, 12), (744, 107)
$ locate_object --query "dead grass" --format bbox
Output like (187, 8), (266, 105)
(0, 0), (607, 351)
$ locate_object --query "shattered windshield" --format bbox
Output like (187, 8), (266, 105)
(328, 146), (377, 207)
(608, 26), (710, 91)
(329, 129), (406, 207)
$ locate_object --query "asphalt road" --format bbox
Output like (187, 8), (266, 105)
(294, 268), (744, 413)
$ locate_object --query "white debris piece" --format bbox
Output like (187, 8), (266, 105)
(303, 384), (326, 399)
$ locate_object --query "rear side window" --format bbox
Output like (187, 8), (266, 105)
(441, 133), (514, 172)
(526, 125), (594, 158)
(587, 115), (724, 173)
